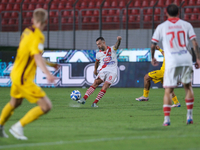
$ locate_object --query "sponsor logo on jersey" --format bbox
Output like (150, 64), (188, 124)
(103, 56), (115, 65)
(103, 56), (111, 62)
(171, 50), (187, 55)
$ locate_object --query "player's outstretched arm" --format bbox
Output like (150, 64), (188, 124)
(192, 38), (200, 69)
(151, 43), (159, 66)
(34, 54), (56, 83)
(44, 59), (60, 71)
(114, 36), (122, 50)
(94, 60), (99, 75)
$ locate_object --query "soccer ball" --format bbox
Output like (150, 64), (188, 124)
(70, 90), (81, 101)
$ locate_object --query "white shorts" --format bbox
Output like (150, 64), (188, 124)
(97, 71), (117, 84)
(163, 66), (193, 88)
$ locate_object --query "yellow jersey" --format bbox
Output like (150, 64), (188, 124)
(159, 49), (165, 72)
(11, 26), (45, 85)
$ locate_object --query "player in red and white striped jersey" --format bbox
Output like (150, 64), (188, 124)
(78, 36), (122, 107)
(151, 4), (200, 126)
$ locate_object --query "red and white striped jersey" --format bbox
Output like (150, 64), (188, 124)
(96, 46), (118, 74)
(152, 18), (196, 69)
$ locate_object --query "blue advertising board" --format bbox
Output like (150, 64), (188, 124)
(0, 49), (199, 87)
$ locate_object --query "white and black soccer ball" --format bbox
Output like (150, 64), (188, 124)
(70, 90), (81, 101)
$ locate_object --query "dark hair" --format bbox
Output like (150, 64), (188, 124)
(96, 37), (105, 42)
(167, 4), (179, 17)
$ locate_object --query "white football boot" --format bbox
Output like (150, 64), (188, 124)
(171, 103), (181, 107)
(9, 121), (28, 140)
(91, 103), (98, 107)
(77, 98), (86, 104)
(135, 96), (149, 101)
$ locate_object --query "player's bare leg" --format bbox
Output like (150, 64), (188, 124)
(91, 81), (111, 107)
(0, 97), (23, 138)
(78, 78), (103, 104)
(9, 96), (52, 140)
(171, 91), (181, 107)
(163, 88), (173, 126)
(144, 74), (151, 90)
(136, 74), (151, 101)
(184, 83), (194, 124)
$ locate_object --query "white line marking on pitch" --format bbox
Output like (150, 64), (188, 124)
(0, 134), (200, 149)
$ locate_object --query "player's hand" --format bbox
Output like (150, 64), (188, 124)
(151, 58), (159, 66)
(46, 74), (56, 84)
(195, 59), (200, 69)
(155, 45), (160, 50)
(94, 70), (98, 76)
(117, 36), (122, 41)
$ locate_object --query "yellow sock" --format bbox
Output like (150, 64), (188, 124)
(20, 106), (44, 127)
(0, 102), (14, 126)
(172, 96), (179, 105)
(143, 89), (149, 97)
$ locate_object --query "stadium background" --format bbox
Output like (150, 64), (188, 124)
(1, 1), (200, 149)
(0, 0), (200, 87)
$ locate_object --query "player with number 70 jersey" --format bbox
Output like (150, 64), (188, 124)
(151, 4), (200, 126)
(151, 17), (196, 70)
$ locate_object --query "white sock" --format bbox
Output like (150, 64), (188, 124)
(164, 116), (170, 122)
(15, 121), (23, 128)
(187, 109), (193, 119)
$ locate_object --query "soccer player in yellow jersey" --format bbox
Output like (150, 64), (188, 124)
(0, 8), (58, 140)
(136, 45), (181, 107)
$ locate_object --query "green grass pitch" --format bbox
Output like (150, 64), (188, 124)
(0, 87), (200, 150)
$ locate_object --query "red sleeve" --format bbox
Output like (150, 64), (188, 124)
(189, 35), (196, 40)
(151, 38), (159, 43)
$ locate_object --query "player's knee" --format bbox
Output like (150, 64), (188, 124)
(93, 81), (98, 87)
(42, 102), (52, 113)
(165, 88), (172, 95)
(16, 100), (23, 107)
(10, 98), (23, 108)
(37, 96), (52, 113)
(10, 101), (20, 108)
(47, 104), (52, 112)
(184, 83), (193, 94)
(184, 83), (191, 90)
(144, 74), (151, 81)
(102, 82), (110, 91)
(93, 79), (101, 87)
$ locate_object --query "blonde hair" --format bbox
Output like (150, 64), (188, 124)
(33, 8), (48, 24)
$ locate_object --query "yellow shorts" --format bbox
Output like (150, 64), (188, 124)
(148, 70), (164, 84)
(10, 82), (46, 103)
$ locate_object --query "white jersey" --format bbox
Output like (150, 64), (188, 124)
(96, 46), (118, 74)
(152, 18), (196, 69)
